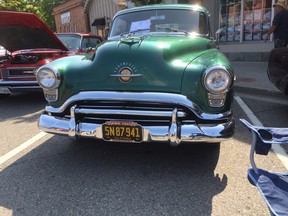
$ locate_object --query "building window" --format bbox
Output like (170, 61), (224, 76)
(219, 0), (273, 43)
(61, 12), (71, 24)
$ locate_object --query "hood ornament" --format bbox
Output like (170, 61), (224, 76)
(118, 33), (148, 47)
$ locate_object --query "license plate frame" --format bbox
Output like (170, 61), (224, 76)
(102, 121), (143, 143)
(0, 87), (11, 94)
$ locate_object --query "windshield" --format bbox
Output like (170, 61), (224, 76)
(80, 37), (102, 50)
(56, 34), (81, 51)
(109, 9), (209, 38)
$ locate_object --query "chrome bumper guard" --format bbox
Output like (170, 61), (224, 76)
(38, 92), (235, 146)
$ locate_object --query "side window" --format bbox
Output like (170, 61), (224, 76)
(199, 13), (207, 34)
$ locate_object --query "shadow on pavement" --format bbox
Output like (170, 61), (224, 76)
(0, 137), (227, 216)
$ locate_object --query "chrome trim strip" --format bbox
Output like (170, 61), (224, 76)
(75, 108), (186, 118)
(8, 86), (41, 90)
(0, 81), (38, 85)
(110, 74), (143, 77)
(44, 91), (232, 120)
(7, 67), (35, 70)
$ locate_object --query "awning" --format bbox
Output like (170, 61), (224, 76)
(92, 17), (106, 26)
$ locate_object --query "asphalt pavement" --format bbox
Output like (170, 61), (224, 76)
(232, 61), (285, 97)
(232, 61), (288, 155)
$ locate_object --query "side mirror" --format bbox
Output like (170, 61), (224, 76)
(104, 27), (109, 40)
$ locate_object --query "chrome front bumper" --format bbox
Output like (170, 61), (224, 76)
(0, 80), (41, 93)
(38, 91), (235, 146)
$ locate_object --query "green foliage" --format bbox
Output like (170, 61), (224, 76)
(0, 0), (40, 15)
(130, 0), (162, 6)
(36, 0), (68, 31)
(0, 0), (68, 31)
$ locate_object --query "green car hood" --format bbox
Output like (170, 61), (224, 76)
(75, 35), (216, 93)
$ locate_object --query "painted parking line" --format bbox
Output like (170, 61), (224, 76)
(0, 132), (47, 168)
(235, 96), (288, 170)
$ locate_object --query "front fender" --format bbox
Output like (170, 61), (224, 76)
(48, 55), (93, 107)
(181, 49), (234, 113)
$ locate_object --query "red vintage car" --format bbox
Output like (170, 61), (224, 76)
(0, 11), (103, 97)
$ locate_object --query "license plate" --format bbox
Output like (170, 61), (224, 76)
(0, 87), (11, 94)
(102, 121), (142, 142)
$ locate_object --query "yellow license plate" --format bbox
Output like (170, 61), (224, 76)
(102, 121), (142, 142)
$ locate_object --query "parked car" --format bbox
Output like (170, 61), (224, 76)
(0, 10), (76, 97)
(55, 33), (103, 54)
(36, 4), (235, 146)
(267, 47), (288, 95)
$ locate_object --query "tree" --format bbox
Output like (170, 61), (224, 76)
(0, 0), (68, 31)
(130, 0), (162, 6)
(36, 0), (69, 31)
(0, 0), (40, 16)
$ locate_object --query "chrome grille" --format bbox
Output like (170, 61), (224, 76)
(7, 67), (35, 78)
(72, 101), (196, 126)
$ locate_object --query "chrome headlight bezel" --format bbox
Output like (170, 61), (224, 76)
(36, 65), (60, 90)
(203, 65), (232, 94)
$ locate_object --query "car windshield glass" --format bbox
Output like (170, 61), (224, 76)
(109, 9), (208, 38)
(56, 34), (81, 51)
(80, 37), (102, 50)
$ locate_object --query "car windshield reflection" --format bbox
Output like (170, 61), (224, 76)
(56, 34), (81, 51)
(109, 9), (208, 38)
(56, 34), (102, 51)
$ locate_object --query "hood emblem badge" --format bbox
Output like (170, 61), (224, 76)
(111, 63), (143, 83)
(119, 68), (133, 83)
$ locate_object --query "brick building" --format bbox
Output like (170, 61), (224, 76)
(53, 0), (89, 33)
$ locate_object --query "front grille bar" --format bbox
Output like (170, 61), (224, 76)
(74, 108), (187, 118)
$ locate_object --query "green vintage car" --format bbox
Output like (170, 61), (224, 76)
(36, 4), (235, 146)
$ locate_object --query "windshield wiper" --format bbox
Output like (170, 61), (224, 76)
(130, 28), (150, 34)
(120, 28), (150, 37)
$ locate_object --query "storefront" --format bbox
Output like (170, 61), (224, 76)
(165, 0), (281, 61)
(220, 0), (273, 43)
(217, 0), (286, 61)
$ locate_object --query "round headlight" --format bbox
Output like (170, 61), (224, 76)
(36, 65), (60, 90)
(204, 66), (231, 94)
